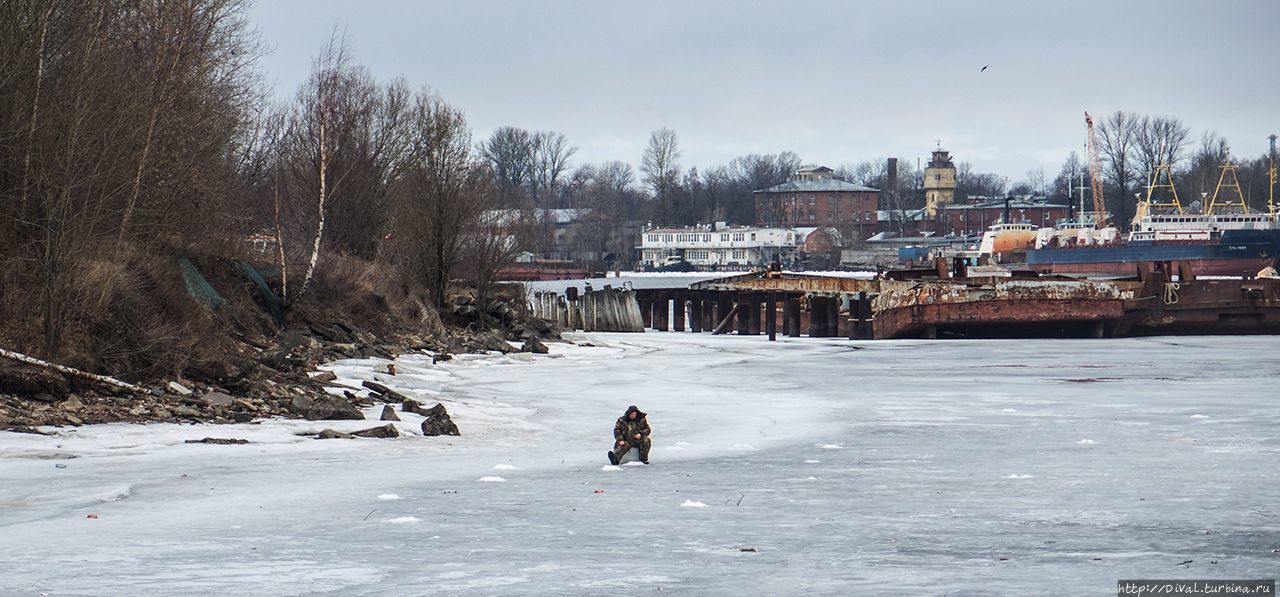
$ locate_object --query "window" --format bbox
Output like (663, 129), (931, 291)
(750, 233), (756, 241)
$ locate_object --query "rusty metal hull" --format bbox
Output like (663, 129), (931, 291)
(874, 299), (1124, 339)
(865, 280), (1124, 338)
(1117, 278), (1280, 336)
(640, 270), (1280, 339)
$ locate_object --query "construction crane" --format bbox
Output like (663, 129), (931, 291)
(1084, 112), (1107, 227)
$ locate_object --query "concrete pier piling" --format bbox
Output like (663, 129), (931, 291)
(766, 291), (778, 341)
(531, 287), (644, 333)
(748, 296), (762, 335)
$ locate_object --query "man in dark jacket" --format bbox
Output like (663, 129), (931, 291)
(609, 405), (651, 465)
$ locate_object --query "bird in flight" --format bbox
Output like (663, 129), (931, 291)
(980, 64), (990, 72)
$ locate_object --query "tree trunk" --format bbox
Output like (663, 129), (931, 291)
(116, 6), (193, 244)
(19, 3), (54, 225)
(297, 111), (328, 303)
(273, 166), (288, 304)
(1, 347), (143, 393)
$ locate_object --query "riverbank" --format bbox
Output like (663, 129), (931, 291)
(0, 283), (557, 431)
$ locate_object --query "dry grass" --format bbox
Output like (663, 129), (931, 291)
(0, 243), (449, 390)
(301, 253), (442, 338)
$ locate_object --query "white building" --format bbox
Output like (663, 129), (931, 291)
(638, 222), (799, 270)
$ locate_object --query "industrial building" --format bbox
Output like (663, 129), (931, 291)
(753, 166), (879, 229)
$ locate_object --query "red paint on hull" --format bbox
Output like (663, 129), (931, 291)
(1035, 258), (1267, 278)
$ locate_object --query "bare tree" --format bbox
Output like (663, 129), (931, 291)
(270, 32), (415, 303)
(1025, 167), (1046, 196)
(289, 32), (350, 305)
(596, 161), (636, 195)
(0, 0), (260, 364)
(1051, 151), (1085, 208)
(955, 162), (1004, 200)
(387, 90), (484, 309)
(532, 130), (577, 208)
(479, 126), (535, 208)
(456, 175), (515, 307)
(641, 128), (682, 203)
(1179, 130), (1231, 208)
(1097, 110), (1140, 226)
(1134, 114), (1190, 187)
(730, 152), (801, 223)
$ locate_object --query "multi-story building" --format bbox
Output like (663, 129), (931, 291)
(754, 166), (879, 230)
(935, 197), (1070, 236)
(923, 147), (957, 218)
(638, 222), (799, 270)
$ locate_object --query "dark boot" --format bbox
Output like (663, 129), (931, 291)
(607, 450), (619, 465)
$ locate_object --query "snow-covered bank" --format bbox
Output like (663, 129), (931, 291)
(1, 333), (1278, 595)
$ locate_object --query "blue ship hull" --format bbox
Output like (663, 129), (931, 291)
(1026, 229), (1280, 276)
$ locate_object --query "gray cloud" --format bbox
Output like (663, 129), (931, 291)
(250, 0), (1279, 183)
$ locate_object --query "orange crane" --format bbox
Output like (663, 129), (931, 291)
(1084, 112), (1107, 227)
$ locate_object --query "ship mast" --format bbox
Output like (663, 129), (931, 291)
(1144, 158), (1184, 215)
(1205, 155), (1248, 215)
(1269, 134), (1277, 218)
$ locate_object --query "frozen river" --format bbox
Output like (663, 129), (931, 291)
(1, 333), (1278, 595)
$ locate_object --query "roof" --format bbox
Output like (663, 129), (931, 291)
(754, 179), (879, 194)
(483, 208), (592, 225)
(942, 199), (1068, 211)
(644, 225), (789, 234)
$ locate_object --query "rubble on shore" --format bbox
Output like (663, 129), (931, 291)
(0, 293), (558, 431)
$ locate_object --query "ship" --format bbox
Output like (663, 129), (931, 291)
(1026, 153), (1280, 278)
(1026, 212), (1280, 277)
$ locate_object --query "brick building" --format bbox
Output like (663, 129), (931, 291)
(754, 166), (879, 232)
(931, 197), (1070, 236)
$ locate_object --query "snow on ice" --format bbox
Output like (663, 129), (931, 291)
(1, 333), (1278, 595)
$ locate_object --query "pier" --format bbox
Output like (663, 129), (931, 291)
(533, 266), (1280, 339)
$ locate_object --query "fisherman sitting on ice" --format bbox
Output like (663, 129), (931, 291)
(609, 405), (651, 465)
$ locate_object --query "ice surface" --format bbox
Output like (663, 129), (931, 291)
(1, 333), (1279, 595)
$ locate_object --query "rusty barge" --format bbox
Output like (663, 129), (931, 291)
(531, 263), (1280, 340)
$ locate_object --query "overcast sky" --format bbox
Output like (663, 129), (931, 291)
(249, 0), (1279, 185)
